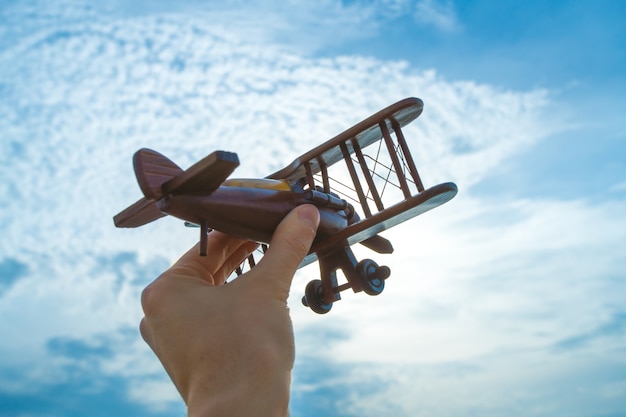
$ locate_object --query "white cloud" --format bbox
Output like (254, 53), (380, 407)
(295, 196), (626, 361)
(610, 180), (626, 192)
(414, 0), (461, 32)
(1, 1), (624, 416)
(332, 347), (626, 417)
(126, 378), (182, 412)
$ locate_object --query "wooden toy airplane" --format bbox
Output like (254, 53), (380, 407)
(114, 97), (457, 313)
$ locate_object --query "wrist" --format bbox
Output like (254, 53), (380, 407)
(186, 372), (291, 417)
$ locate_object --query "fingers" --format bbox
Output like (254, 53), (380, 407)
(167, 232), (253, 284)
(212, 241), (259, 285)
(255, 204), (320, 296)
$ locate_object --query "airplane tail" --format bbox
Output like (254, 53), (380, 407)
(114, 148), (240, 228)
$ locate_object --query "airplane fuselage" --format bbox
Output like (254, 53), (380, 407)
(157, 184), (349, 245)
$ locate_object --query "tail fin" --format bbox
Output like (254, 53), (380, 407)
(114, 148), (240, 229)
(113, 197), (166, 228)
(133, 148), (184, 200)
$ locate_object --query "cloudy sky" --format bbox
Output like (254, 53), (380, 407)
(1, 0), (625, 416)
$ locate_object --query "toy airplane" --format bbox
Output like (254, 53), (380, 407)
(114, 97), (457, 313)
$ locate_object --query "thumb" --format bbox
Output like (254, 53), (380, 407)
(254, 204), (320, 296)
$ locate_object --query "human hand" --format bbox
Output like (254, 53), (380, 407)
(139, 204), (320, 417)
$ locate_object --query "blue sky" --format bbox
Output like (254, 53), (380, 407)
(0, 1), (625, 416)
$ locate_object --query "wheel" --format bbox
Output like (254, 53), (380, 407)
(302, 279), (333, 314)
(356, 259), (388, 296)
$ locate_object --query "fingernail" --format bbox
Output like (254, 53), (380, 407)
(298, 204), (320, 229)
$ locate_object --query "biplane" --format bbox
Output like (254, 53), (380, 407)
(114, 97), (457, 313)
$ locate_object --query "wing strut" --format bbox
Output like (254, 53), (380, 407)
(304, 161), (316, 190)
(319, 158), (331, 193)
(380, 121), (411, 198)
(340, 142), (372, 218)
(392, 119), (424, 192)
(351, 137), (385, 212)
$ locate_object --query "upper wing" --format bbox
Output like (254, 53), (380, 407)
(268, 97), (428, 218)
(268, 97), (423, 184)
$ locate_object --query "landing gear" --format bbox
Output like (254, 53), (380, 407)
(301, 244), (391, 314)
(301, 279), (333, 314)
(356, 259), (389, 296)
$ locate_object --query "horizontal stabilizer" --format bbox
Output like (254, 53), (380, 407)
(161, 150), (239, 196)
(360, 234), (394, 254)
(114, 198), (166, 228)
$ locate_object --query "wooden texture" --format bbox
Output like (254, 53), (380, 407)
(268, 97), (423, 182)
(133, 148), (184, 200)
(113, 197), (165, 228)
(162, 150), (239, 195)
